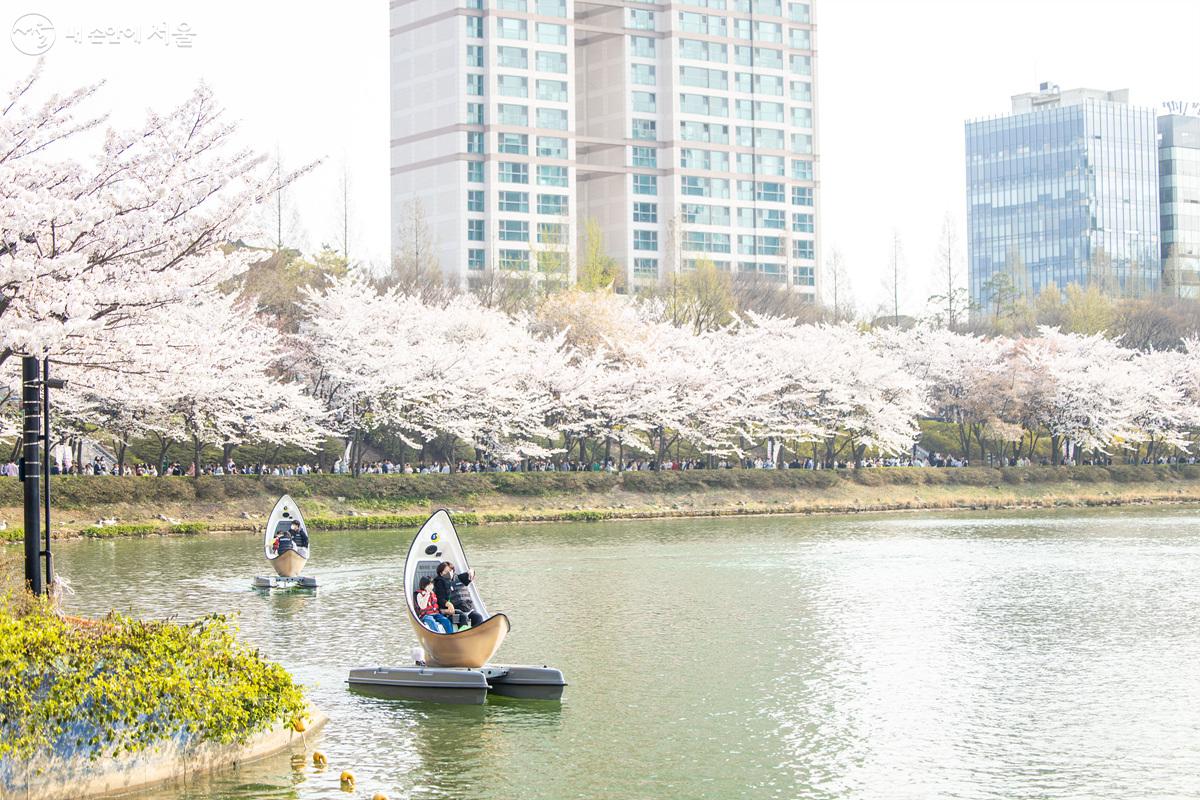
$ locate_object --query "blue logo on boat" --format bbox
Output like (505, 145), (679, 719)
(431, 532), (439, 542)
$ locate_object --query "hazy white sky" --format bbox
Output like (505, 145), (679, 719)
(4, 0), (1199, 314)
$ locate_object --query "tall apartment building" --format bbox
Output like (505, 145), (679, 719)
(390, 0), (819, 296)
(965, 84), (1160, 312)
(1159, 114), (1200, 298)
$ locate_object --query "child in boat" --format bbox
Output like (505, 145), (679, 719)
(435, 562), (484, 629)
(415, 576), (454, 634)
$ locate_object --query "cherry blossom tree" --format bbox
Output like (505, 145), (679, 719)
(0, 64), (303, 366)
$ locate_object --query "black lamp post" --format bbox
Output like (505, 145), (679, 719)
(19, 355), (65, 595)
(21, 356), (41, 595)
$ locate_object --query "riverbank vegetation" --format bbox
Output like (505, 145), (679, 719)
(2, 466), (1199, 540)
(0, 595), (306, 764)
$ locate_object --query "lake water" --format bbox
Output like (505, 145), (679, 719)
(57, 508), (1200, 800)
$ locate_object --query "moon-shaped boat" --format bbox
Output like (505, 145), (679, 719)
(265, 494), (310, 577)
(404, 509), (510, 668)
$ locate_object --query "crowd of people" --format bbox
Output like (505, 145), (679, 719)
(3, 452), (1198, 479)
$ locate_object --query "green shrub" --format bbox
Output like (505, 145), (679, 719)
(169, 522), (210, 535)
(0, 597), (305, 761)
(80, 523), (164, 539)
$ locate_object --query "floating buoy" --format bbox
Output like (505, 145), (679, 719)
(291, 717), (307, 732)
(312, 751), (328, 768)
(340, 770), (355, 791)
(372, 794), (389, 800)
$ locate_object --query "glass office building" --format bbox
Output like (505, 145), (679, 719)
(965, 86), (1160, 311)
(1159, 114), (1200, 298)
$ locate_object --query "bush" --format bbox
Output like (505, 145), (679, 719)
(0, 598), (305, 761)
(79, 523), (164, 539)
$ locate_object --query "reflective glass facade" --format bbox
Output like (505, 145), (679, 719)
(966, 96), (1160, 310)
(1159, 115), (1200, 298)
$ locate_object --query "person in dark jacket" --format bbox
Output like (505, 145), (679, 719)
(433, 561), (484, 629)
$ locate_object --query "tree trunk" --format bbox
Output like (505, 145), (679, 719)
(222, 442), (235, 467)
(192, 434), (202, 480)
(1051, 434), (1061, 466)
(116, 441), (127, 475)
(604, 435), (612, 466)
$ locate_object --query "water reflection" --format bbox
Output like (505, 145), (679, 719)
(54, 506), (1200, 799)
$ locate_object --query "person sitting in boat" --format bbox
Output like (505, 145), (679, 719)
(272, 520), (310, 555)
(434, 561), (484, 629)
(415, 576), (454, 634)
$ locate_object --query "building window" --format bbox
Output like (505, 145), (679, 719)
(632, 92), (657, 113)
(790, 133), (814, 154)
(792, 186), (814, 206)
(537, 0), (566, 16)
(792, 265), (815, 286)
(537, 22), (567, 45)
(538, 136), (567, 158)
(497, 46), (528, 69)
(789, 28), (811, 50)
(792, 107), (813, 129)
(466, 16), (483, 38)
(499, 249), (530, 271)
(467, 219), (485, 241)
(792, 213), (814, 233)
(498, 133), (529, 154)
(497, 17), (528, 41)
(467, 160), (484, 183)
(757, 182), (785, 203)
(467, 131), (484, 153)
(633, 258), (659, 279)
(499, 162), (529, 184)
(634, 230), (659, 251)
(682, 231), (731, 253)
(499, 191), (529, 213)
(467, 74), (484, 96)
(498, 0), (526, 9)
(791, 159), (813, 180)
(467, 45), (484, 67)
(629, 8), (655, 30)
(468, 249), (485, 271)
(498, 75), (528, 97)
(467, 103), (484, 125)
(537, 193), (568, 215)
(498, 104), (528, 126)
(468, 190), (484, 212)
(631, 63), (657, 86)
(631, 36), (655, 58)
(790, 54), (812, 75)
(538, 222), (566, 243)
(633, 174), (658, 195)
(499, 220), (529, 241)
(632, 146), (657, 168)
(680, 94), (728, 117)
(793, 239), (815, 260)
(680, 121), (729, 144)
(789, 2), (811, 23)
(536, 51), (568, 73)
(537, 108), (568, 130)
(633, 202), (658, 223)
(632, 119), (657, 140)
(538, 165), (568, 186)
(537, 79), (568, 102)
(790, 81), (813, 102)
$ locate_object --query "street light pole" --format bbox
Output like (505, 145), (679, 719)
(21, 355), (42, 595)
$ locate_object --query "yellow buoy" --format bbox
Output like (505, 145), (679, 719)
(291, 717), (307, 732)
(372, 794), (389, 800)
(312, 751), (328, 768)
(340, 770), (355, 791)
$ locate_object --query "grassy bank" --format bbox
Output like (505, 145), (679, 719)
(1, 465), (1200, 540)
